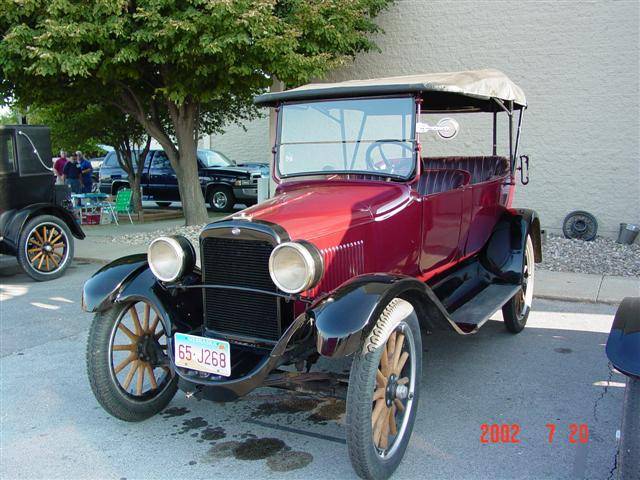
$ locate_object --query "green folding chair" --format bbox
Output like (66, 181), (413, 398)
(114, 188), (134, 224)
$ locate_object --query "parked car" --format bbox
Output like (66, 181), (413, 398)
(98, 149), (268, 212)
(83, 70), (541, 479)
(0, 125), (85, 281)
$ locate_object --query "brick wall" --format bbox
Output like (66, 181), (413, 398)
(204, 0), (639, 237)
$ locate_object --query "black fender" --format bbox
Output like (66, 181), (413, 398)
(481, 208), (542, 283)
(203, 181), (234, 196)
(0, 203), (84, 254)
(82, 254), (202, 335)
(309, 274), (455, 358)
(606, 297), (640, 378)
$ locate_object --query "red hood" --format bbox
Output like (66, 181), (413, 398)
(238, 180), (413, 241)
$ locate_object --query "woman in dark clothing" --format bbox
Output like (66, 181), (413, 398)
(63, 154), (82, 193)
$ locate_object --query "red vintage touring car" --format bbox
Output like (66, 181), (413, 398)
(84, 69), (541, 479)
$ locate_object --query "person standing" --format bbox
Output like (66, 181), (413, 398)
(63, 153), (82, 193)
(53, 150), (68, 185)
(77, 151), (93, 193)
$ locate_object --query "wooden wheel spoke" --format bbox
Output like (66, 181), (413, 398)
(48, 227), (57, 242)
(149, 315), (160, 334)
(114, 353), (136, 374)
(122, 361), (138, 390)
(154, 331), (164, 340)
(389, 405), (398, 436)
(34, 228), (45, 244)
(27, 247), (41, 253)
(380, 406), (390, 449)
(50, 233), (62, 244)
(49, 254), (60, 268)
(376, 369), (387, 388)
(372, 399), (387, 427)
(388, 331), (396, 360)
(37, 254), (45, 269)
(136, 362), (145, 395)
(112, 344), (136, 351)
(395, 352), (409, 376)
(130, 306), (143, 335)
(391, 334), (404, 371)
(380, 342), (389, 376)
(44, 255), (50, 271)
(118, 323), (138, 341)
(146, 364), (157, 390)
(394, 399), (405, 412)
(52, 242), (65, 248)
(397, 376), (409, 385)
(373, 387), (385, 401)
(30, 251), (43, 263)
(29, 237), (43, 247)
(373, 403), (388, 447)
(143, 303), (150, 332)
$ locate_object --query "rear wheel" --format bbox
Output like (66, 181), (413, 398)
(346, 299), (422, 480)
(208, 186), (236, 212)
(17, 215), (74, 281)
(502, 234), (535, 333)
(86, 300), (177, 421)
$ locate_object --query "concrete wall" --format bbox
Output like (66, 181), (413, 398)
(205, 0), (640, 237)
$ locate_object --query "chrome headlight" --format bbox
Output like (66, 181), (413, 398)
(269, 241), (323, 294)
(147, 235), (195, 282)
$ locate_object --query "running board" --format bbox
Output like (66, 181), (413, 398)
(450, 284), (521, 333)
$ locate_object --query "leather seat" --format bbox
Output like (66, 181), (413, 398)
(418, 168), (468, 195)
(423, 156), (509, 184)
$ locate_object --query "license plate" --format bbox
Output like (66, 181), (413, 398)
(174, 333), (231, 377)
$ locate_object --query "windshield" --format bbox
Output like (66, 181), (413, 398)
(198, 149), (234, 168)
(277, 97), (415, 179)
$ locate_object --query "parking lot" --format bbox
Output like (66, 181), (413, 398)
(0, 257), (626, 479)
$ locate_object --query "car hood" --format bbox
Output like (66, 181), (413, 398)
(239, 181), (413, 240)
(201, 165), (264, 177)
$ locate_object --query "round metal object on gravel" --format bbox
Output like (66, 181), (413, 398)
(563, 210), (598, 241)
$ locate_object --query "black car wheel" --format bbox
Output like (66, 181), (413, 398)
(86, 300), (178, 422)
(155, 202), (172, 208)
(502, 234), (535, 333)
(208, 186), (236, 212)
(17, 215), (74, 281)
(346, 298), (422, 480)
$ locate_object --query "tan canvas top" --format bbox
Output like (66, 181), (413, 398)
(254, 69), (526, 109)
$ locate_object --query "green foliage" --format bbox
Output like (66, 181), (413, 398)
(0, 107), (19, 125)
(0, 0), (393, 223)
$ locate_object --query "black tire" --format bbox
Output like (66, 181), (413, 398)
(502, 234), (535, 333)
(155, 202), (172, 208)
(86, 301), (178, 422)
(562, 210), (598, 241)
(346, 298), (422, 480)
(17, 215), (74, 281)
(208, 186), (236, 212)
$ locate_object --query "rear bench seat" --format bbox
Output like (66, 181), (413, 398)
(423, 156), (509, 185)
(418, 169), (469, 195)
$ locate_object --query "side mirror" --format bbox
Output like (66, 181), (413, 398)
(416, 118), (460, 140)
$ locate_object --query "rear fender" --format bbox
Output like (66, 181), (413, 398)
(1, 203), (85, 254)
(309, 274), (453, 358)
(481, 208), (542, 283)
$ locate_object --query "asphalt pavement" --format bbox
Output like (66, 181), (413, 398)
(0, 258), (628, 479)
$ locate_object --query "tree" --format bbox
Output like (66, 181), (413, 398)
(1, 0), (393, 225)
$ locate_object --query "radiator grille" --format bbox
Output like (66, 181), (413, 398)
(202, 236), (281, 341)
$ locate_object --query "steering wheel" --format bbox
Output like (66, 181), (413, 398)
(364, 140), (414, 174)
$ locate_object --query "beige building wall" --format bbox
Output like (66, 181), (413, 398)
(205, 0), (640, 237)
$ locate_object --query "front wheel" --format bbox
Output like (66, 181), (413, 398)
(17, 215), (74, 281)
(502, 234), (535, 333)
(86, 300), (178, 421)
(346, 299), (422, 480)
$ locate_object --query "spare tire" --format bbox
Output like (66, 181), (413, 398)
(563, 210), (598, 241)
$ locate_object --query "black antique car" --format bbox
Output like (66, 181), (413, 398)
(0, 125), (85, 280)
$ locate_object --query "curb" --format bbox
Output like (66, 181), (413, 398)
(74, 257), (111, 265)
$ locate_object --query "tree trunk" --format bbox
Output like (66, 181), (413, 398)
(174, 149), (208, 225)
(129, 175), (144, 222)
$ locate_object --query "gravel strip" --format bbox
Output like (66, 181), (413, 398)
(112, 227), (640, 277)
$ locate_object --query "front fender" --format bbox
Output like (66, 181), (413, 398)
(309, 274), (451, 358)
(82, 254), (149, 312)
(606, 297), (640, 378)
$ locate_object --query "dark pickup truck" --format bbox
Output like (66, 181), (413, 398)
(98, 149), (268, 212)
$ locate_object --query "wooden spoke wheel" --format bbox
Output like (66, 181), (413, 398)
(346, 299), (422, 480)
(17, 215), (74, 281)
(371, 327), (416, 456)
(502, 234), (535, 333)
(109, 302), (173, 398)
(87, 300), (178, 422)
